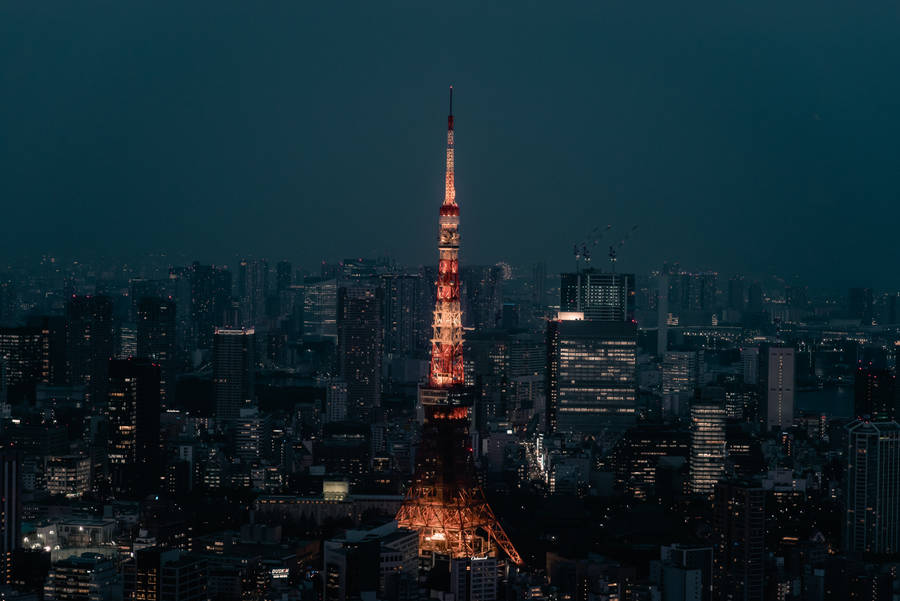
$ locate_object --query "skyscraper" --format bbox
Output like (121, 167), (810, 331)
(689, 397), (726, 496)
(560, 269), (634, 322)
(302, 277), (338, 340)
(845, 419), (900, 554)
(136, 297), (176, 407)
(108, 359), (161, 496)
(189, 263), (232, 349)
(762, 347), (795, 432)
(713, 480), (765, 601)
(0, 450), (19, 585)
(382, 273), (427, 357)
(66, 296), (115, 405)
(337, 285), (383, 421)
(547, 314), (637, 435)
(213, 328), (255, 423)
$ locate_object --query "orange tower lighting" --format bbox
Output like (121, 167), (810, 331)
(395, 88), (523, 566)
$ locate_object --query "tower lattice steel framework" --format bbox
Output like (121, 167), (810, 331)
(395, 89), (522, 566)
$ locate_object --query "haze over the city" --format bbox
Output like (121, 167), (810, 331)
(3, 1), (900, 288)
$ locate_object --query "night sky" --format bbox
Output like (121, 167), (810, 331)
(3, 1), (900, 288)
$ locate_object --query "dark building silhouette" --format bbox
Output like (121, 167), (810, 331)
(189, 263), (231, 349)
(137, 297), (176, 407)
(213, 328), (255, 422)
(713, 480), (765, 601)
(337, 285), (383, 421)
(381, 274), (427, 357)
(26, 315), (67, 386)
(275, 260), (292, 292)
(848, 287), (874, 323)
(66, 296), (115, 405)
(108, 359), (161, 496)
(854, 368), (897, 421)
(0, 450), (21, 585)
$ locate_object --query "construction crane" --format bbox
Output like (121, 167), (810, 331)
(573, 224), (612, 271)
(608, 225), (638, 272)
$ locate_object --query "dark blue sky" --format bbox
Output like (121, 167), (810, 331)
(3, 1), (900, 287)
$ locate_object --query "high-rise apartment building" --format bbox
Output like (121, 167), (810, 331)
(108, 359), (161, 496)
(0, 450), (20, 585)
(213, 328), (255, 422)
(66, 296), (115, 405)
(136, 297), (176, 407)
(762, 347), (795, 432)
(381, 273), (428, 356)
(303, 278), (338, 340)
(189, 263), (232, 349)
(689, 398), (726, 496)
(337, 285), (383, 421)
(845, 420), (900, 554)
(546, 315), (637, 434)
(713, 480), (765, 601)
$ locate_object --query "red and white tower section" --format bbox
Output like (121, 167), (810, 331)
(430, 87), (464, 388)
(396, 89), (522, 566)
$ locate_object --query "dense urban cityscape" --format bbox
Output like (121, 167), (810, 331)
(0, 85), (898, 601)
(6, 1), (900, 599)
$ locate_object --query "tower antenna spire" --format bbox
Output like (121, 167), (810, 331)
(448, 85), (454, 131)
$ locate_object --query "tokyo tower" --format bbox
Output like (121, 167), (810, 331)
(395, 88), (522, 566)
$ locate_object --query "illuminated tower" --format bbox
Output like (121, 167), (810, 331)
(396, 89), (522, 566)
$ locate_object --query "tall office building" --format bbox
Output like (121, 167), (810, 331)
(689, 398), (726, 496)
(713, 480), (765, 601)
(108, 359), (161, 496)
(560, 269), (634, 322)
(136, 297), (176, 407)
(213, 328), (255, 422)
(0, 326), (53, 402)
(382, 273), (427, 356)
(546, 314), (637, 434)
(66, 296), (115, 405)
(727, 276), (745, 311)
(762, 347), (795, 432)
(275, 260), (292, 292)
(740, 347), (759, 386)
(854, 368), (897, 420)
(845, 420), (900, 554)
(325, 380), (348, 423)
(189, 263), (232, 349)
(303, 278), (338, 339)
(337, 285), (383, 421)
(663, 351), (701, 397)
(0, 451), (19, 585)
(44, 552), (117, 601)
